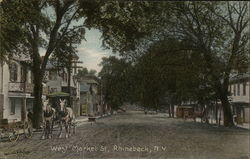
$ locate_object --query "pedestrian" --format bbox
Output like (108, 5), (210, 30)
(27, 108), (33, 122)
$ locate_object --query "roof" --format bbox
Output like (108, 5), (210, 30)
(80, 76), (99, 85)
(82, 79), (98, 85)
(229, 72), (250, 83)
(177, 106), (194, 109)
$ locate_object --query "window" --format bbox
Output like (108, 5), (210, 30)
(63, 72), (67, 82)
(30, 71), (34, 83)
(52, 71), (57, 80)
(48, 71), (52, 80)
(21, 66), (26, 82)
(9, 63), (18, 82)
(65, 73), (68, 82)
(237, 83), (240, 96)
(10, 99), (16, 114)
(243, 82), (246, 96)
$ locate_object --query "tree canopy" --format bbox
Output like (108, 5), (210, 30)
(98, 2), (249, 126)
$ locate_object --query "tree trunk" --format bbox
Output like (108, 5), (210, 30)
(220, 94), (234, 127)
(215, 99), (218, 124)
(168, 104), (171, 117)
(205, 105), (209, 124)
(32, 67), (43, 129)
(218, 104), (222, 126)
(28, 30), (44, 129)
(171, 104), (175, 118)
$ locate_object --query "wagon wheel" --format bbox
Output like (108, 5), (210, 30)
(23, 121), (33, 138)
(8, 126), (19, 142)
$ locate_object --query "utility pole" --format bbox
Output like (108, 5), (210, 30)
(67, 53), (72, 107)
(66, 53), (83, 108)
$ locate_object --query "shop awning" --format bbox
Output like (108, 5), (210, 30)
(47, 92), (69, 97)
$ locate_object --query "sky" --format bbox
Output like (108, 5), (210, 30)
(76, 29), (112, 73)
(39, 7), (113, 74)
(40, 29), (112, 73)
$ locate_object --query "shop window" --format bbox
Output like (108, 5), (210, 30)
(237, 83), (240, 96)
(243, 82), (246, 96)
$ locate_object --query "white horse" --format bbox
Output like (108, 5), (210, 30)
(58, 99), (75, 138)
(42, 99), (56, 139)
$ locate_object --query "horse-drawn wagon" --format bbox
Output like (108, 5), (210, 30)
(42, 92), (76, 139)
(176, 105), (206, 122)
(0, 118), (32, 142)
(176, 106), (194, 119)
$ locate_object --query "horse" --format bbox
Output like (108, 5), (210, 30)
(58, 99), (75, 138)
(42, 99), (56, 139)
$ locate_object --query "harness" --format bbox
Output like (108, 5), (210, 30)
(44, 109), (54, 118)
(58, 107), (68, 118)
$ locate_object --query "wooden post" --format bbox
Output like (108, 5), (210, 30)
(0, 94), (4, 119)
(219, 104), (222, 126)
(243, 107), (245, 123)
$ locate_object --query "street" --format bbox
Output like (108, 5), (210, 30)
(0, 111), (249, 159)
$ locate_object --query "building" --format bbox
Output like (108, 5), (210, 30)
(0, 55), (41, 121)
(44, 55), (81, 117)
(79, 76), (100, 116)
(79, 82), (90, 115)
(228, 72), (250, 123)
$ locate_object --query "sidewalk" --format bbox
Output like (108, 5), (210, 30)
(75, 116), (89, 123)
(75, 114), (107, 122)
(182, 116), (250, 129)
(236, 123), (250, 129)
(75, 114), (112, 126)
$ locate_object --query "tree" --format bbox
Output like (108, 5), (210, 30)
(131, 38), (214, 116)
(77, 68), (97, 78)
(0, 1), (26, 62)
(1, 0), (85, 128)
(167, 2), (249, 126)
(78, 68), (88, 77)
(99, 56), (132, 110)
(78, 1), (169, 55)
(88, 69), (97, 77)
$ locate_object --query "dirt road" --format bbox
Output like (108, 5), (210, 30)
(0, 111), (249, 159)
